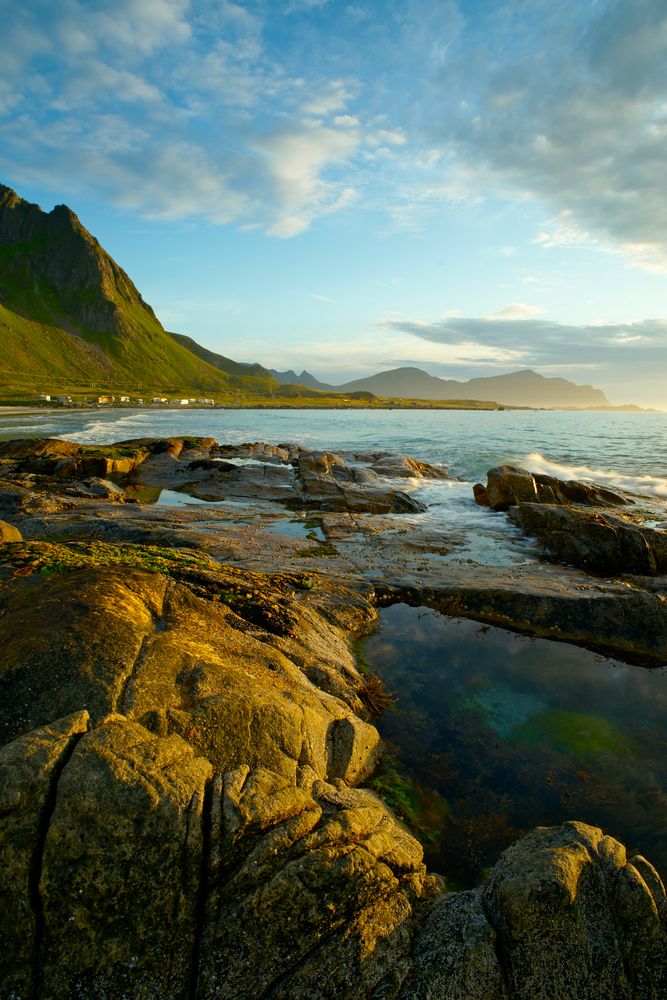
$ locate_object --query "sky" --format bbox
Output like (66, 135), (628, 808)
(1, 0), (667, 406)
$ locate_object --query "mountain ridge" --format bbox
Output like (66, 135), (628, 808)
(330, 365), (610, 408)
(0, 184), (232, 391)
(0, 183), (618, 408)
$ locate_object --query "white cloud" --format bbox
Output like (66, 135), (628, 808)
(302, 81), (353, 117)
(254, 122), (360, 235)
(3, 0), (667, 261)
(440, 0), (667, 270)
(488, 303), (546, 321)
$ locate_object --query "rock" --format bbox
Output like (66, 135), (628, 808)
(39, 715), (211, 999)
(472, 482), (490, 506)
(483, 821), (667, 1000)
(509, 503), (667, 575)
(295, 452), (427, 513)
(402, 890), (503, 999)
(329, 715), (383, 785)
(62, 478), (127, 501)
(214, 441), (295, 464)
(0, 567), (168, 745)
(198, 776), (431, 1000)
(483, 465), (539, 510)
(0, 711), (89, 1000)
(0, 519), (22, 542)
(0, 556), (383, 784)
(367, 453), (450, 480)
(478, 465), (629, 512)
(0, 438), (81, 461)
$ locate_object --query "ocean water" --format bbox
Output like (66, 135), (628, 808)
(1, 406), (666, 487)
(1, 407), (666, 567)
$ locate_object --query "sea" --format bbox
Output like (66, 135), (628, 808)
(1, 405), (665, 487)
(1, 406), (666, 567)
(3, 405), (667, 880)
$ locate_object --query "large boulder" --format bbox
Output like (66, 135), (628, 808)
(296, 451), (427, 514)
(475, 465), (629, 512)
(510, 503), (667, 575)
(482, 821), (667, 1000)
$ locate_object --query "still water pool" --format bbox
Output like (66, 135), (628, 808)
(363, 604), (667, 887)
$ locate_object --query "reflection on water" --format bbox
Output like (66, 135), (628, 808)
(363, 604), (667, 887)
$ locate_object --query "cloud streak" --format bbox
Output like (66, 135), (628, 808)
(0, 0), (666, 270)
(378, 313), (667, 397)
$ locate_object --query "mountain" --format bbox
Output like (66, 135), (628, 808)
(168, 331), (280, 393)
(334, 367), (610, 408)
(0, 184), (231, 391)
(269, 369), (334, 391)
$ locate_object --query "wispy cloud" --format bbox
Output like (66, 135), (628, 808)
(436, 0), (667, 270)
(1, 0), (667, 271)
(378, 313), (667, 384)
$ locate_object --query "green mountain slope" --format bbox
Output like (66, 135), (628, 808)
(0, 184), (231, 392)
(168, 331), (280, 394)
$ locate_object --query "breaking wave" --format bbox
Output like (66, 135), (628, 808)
(519, 451), (667, 499)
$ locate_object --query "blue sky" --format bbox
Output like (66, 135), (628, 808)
(1, 0), (667, 405)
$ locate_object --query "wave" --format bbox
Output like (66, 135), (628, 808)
(519, 451), (667, 499)
(57, 412), (157, 444)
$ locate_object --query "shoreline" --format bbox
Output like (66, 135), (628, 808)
(0, 433), (665, 996)
(0, 403), (661, 415)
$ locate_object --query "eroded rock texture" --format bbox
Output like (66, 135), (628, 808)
(0, 442), (665, 998)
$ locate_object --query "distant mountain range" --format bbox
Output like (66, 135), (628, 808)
(329, 366), (610, 408)
(0, 183), (619, 408)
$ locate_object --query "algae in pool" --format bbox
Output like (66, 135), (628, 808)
(363, 604), (667, 888)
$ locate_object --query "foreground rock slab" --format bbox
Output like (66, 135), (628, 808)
(1, 705), (665, 999)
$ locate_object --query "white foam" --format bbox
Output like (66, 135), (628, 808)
(519, 451), (667, 499)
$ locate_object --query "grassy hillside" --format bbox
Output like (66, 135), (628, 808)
(0, 185), (232, 394)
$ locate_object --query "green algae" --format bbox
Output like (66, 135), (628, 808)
(369, 751), (449, 846)
(2, 539), (214, 578)
(511, 709), (634, 758)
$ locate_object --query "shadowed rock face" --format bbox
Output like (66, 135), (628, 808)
(0, 439), (666, 997)
(472, 464), (667, 576)
(474, 465), (629, 512)
(509, 503), (667, 575)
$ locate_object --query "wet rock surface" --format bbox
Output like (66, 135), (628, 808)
(0, 437), (666, 997)
(510, 502), (667, 575)
(475, 464), (630, 511)
(474, 464), (667, 577)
